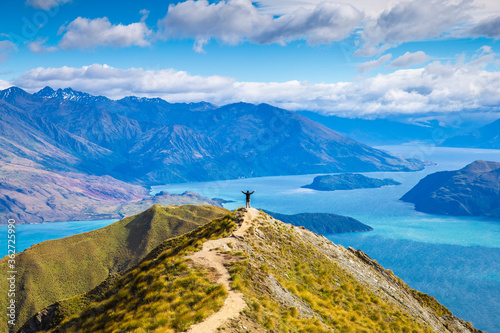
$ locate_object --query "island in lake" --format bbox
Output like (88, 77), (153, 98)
(264, 210), (373, 234)
(302, 173), (401, 191)
(401, 160), (500, 217)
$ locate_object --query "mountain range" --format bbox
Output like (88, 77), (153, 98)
(1, 86), (422, 186)
(296, 111), (469, 145)
(15, 206), (481, 333)
(442, 118), (500, 149)
(0, 86), (425, 223)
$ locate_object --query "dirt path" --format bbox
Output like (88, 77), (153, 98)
(185, 208), (257, 333)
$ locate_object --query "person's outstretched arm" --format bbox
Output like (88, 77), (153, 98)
(250, 191), (255, 194)
(241, 190), (245, 194)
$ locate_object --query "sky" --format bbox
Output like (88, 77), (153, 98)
(1, 0), (500, 118)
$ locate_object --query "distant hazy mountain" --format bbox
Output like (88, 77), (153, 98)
(401, 160), (500, 217)
(442, 118), (500, 149)
(302, 173), (400, 191)
(297, 111), (460, 145)
(0, 87), (423, 185)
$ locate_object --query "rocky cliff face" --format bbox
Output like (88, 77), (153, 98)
(19, 207), (480, 333)
(401, 160), (500, 217)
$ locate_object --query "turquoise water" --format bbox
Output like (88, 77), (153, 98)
(2, 145), (499, 331)
(152, 146), (500, 249)
(151, 145), (500, 332)
(0, 219), (117, 258)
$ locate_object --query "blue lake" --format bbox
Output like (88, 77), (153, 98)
(0, 219), (117, 258)
(2, 145), (499, 332)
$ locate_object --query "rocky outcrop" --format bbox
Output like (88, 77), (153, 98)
(401, 160), (500, 217)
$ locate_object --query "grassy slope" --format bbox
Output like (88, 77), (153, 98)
(0, 205), (228, 331)
(31, 208), (478, 333)
(38, 212), (240, 332)
(226, 210), (433, 332)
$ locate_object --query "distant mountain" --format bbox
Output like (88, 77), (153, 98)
(0, 149), (222, 224)
(0, 87), (423, 186)
(401, 160), (500, 217)
(442, 118), (500, 149)
(34, 86), (110, 105)
(297, 111), (460, 145)
(302, 173), (401, 191)
(18, 207), (481, 333)
(0, 205), (229, 330)
(264, 210), (373, 234)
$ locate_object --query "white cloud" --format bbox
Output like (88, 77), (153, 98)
(358, 54), (392, 74)
(13, 64), (235, 101)
(140, 9), (150, 23)
(390, 51), (430, 68)
(469, 15), (500, 38)
(26, 0), (71, 10)
(255, 0), (393, 18)
(0, 80), (12, 90)
(11, 54), (500, 116)
(28, 38), (57, 53)
(0, 40), (16, 64)
(356, 0), (473, 56)
(479, 45), (492, 54)
(157, 0), (362, 51)
(58, 17), (152, 50)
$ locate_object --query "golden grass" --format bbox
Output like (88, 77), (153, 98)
(1, 204), (228, 331)
(41, 212), (239, 332)
(227, 219), (434, 333)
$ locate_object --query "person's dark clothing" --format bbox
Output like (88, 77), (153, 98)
(241, 190), (255, 208)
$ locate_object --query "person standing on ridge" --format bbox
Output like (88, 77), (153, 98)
(241, 190), (255, 208)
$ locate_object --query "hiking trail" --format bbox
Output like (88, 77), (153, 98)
(185, 208), (257, 333)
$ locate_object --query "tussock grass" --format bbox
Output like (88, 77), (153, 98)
(2, 205), (228, 331)
(227, 220), (434, 333)
(24, 209), (238, 332)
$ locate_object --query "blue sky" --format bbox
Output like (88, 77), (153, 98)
(1, 0), (500, 117)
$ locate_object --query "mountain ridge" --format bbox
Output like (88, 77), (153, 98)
(18, 207), (481, 333)
(442, 118), (500, 149)
(0, 86), (423, 222)
(0, 86), (423, 185)
(0, 205), (229, 330)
